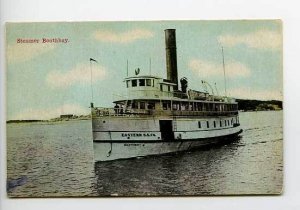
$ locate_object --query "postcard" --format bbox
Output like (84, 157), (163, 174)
(6, 20), (283, 197)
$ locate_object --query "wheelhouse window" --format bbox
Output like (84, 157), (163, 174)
(220, 121), (222, 127)
(214, 121), (216, 128)
(132, 79), (137, 87)
(126, 80), (130, 88)
(168, 85), (171, 92)
(207, 121), (209, 128)
(160, 84), (163, 91)
(146, 79), (151, 86)
(139, 79), (145, 86)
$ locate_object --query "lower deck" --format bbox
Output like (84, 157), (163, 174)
(92, 114), (240, 142)
(92, 112), (242, 161)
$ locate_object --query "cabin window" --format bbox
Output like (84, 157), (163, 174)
(225, 120), (227, 126)
(163, 102), (168, 110)
(148, 102), (155, 109)
(132, 101), (137, 109)
(215, 104), (219, 111)
(220, 121), (222, 127)
(231, 118), (233, 125)
(168, 85), (170, 92)
(214, 121), (216, 128)
(132, 79), (137, 87)
(140, 102), (145, 109)
(152, 79), (155, 87)
(198, 103), (202, 111)
(172, 103), (177, 110)
(198, 121), (201, 128)
(160, 84), (163, 91)
(146, 79), (151, 86)
(162, 101), (170, 110)
(126, 80), (130, 88)
(139, 79), (145, 86)
(207, 121), (209, 128)
(228, 120), (230, 126)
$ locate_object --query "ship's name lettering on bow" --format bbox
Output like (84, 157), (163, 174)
(122, 133), (156, 137)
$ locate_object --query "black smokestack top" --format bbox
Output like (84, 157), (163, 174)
(165, 29), (178, 90)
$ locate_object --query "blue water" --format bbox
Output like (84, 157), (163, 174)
(6, 111), (283, 197)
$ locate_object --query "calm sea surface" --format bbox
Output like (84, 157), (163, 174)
(6, 111), (283, 197)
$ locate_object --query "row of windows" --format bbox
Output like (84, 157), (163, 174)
(127, 79), (154, 88)
(162, 101), (238, 111)
(128, 101), (155, 110)
(126, 100), (238, 112)
(126, 79), (174, 93)
(198, 119), (234, 129)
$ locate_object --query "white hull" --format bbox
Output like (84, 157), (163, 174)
(93, 129), (242, 161)
(92, 115), (242, 161)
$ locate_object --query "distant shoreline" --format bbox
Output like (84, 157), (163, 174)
(6, 109), (282, 124)
(6, 118), (91, 124)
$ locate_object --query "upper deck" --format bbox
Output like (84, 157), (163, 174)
(116, 75), (236, 104)
(91, 75), (239, 119)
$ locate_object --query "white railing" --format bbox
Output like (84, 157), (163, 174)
(92, 107), (238, 118)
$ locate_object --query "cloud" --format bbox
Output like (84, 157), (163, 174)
(218, 29), (282, 50)
(46, 63), (106, 88)
(228, 87), (282, 101)
(7, 43), (55, 63)
(12, 104), (90, 120)
(188, 59), (251, 79)
(93, 29), (154, 43)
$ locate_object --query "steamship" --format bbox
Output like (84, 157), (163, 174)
(91, 29), (242, 162)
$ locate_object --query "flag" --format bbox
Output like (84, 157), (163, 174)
(90, 58), (98, 63)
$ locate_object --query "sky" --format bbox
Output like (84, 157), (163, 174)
(6, 20), (282, 120)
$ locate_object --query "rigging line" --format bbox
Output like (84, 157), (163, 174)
(222, 46), (227, 97)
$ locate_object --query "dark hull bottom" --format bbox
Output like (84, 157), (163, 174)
(93, 129), (243, 162)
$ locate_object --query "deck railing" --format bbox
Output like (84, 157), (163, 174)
(92, 107), (238, 118)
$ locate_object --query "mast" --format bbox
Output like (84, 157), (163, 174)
(90, 59), (94, 107)
(89, 58), (98, 107)
(222, 46), (227, 97)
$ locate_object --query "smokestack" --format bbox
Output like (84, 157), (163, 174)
(165, 29), (178, 90)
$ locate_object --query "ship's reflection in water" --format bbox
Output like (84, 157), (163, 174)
(93, 137), (242, 196)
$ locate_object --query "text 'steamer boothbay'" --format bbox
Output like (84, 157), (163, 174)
(91, 29), (243, 161)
